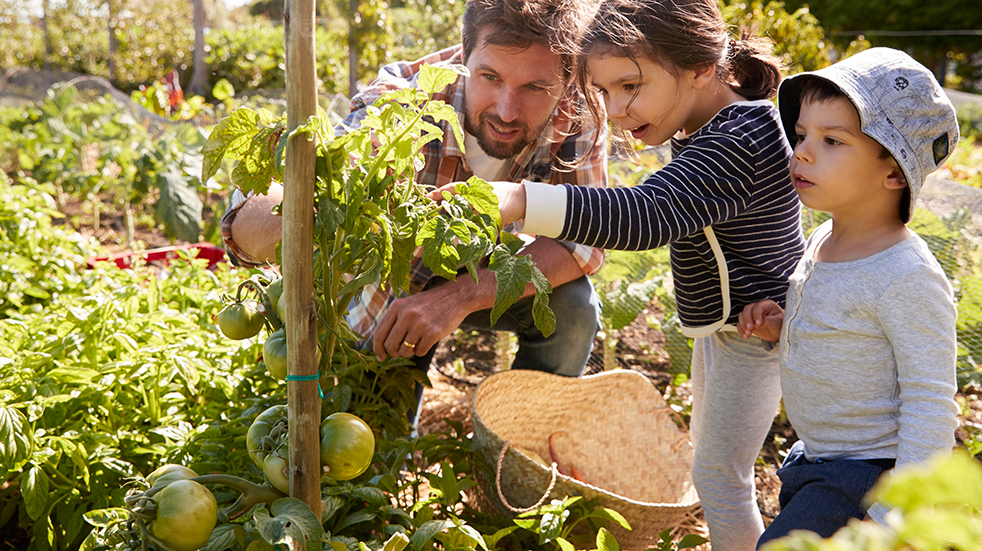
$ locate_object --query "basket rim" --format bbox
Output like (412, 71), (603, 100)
(471, 369), (700, 509)
(492, 440), (699, 509)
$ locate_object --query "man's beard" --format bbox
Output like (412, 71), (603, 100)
(463, 97), (551, 160)
(467, 112), (535, 159)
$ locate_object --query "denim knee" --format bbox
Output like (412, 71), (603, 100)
(508, 275), (601, 376)
(757, 441), (893, 548)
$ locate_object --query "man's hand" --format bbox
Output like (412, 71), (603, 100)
(737, 299), (784, 342)
(371, 237), (584, 361)
(372, 276), (492, 361)
(428, 180), (528, 226)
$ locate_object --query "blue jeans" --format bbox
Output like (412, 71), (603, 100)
(411, 274), (601, 377)
(756, 440), (895, 548)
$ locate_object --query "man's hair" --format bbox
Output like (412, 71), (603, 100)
(798, 77), (893, 162)
(461, 0), (594, 83)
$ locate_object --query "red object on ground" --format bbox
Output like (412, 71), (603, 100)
(87, 243), (226, 270)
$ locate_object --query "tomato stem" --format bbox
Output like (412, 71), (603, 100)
(189, 474), (287, 520)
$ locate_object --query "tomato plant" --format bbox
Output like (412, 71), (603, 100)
(217, 299), (265, 340)
(320, 412), (375, 481)
(200, 63), (556, 396)
(148, 480), (218, 551)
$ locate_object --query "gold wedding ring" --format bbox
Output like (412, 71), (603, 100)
(403, 341), (415, 348)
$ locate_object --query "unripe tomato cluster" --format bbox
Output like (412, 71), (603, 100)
(142, 465), (217, 551)
(247, 406), (375, 490)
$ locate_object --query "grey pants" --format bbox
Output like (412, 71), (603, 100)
(689, 331), (783, 551)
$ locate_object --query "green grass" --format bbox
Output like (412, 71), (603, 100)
(945, 138), (982, 190)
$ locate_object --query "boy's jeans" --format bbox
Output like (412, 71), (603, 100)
(757, 440), (895, 548)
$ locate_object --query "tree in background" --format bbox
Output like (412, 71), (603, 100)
(780, 0), (982, 91)
(189, 0), (209, 95)
(721, 1), (871, 76)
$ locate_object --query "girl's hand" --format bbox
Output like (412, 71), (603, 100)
(737, 300), (784, 342)
(427, 181), (528, 226)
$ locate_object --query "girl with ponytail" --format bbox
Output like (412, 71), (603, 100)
(438, 0), (807, 547)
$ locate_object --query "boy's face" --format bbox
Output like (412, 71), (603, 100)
(791, 95), (902, 218)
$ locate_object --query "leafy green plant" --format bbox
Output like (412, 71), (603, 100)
(200, 62), (555, 394)
(2, 86), (211, 245)
(0, 252), (263, 549)
(0, 174), (99, 315)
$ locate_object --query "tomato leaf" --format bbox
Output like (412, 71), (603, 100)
(418, 217), (461, 281)
(417, 63), (467, 96)
(204, 523), (247, 551)
(529, 264), (556, 338)
(488, 243), (532, 327)
(254, 498), (324, 551)
(457, 177), (501, 231)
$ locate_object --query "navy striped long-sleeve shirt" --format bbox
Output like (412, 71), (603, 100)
(522, 100), (805, 331)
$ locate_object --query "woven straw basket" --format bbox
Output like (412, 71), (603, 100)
(470, 369), (700, 550)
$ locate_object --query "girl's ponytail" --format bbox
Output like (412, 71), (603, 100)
(722, 30), (784, 101)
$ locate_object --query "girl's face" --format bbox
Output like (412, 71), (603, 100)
(586, 54), (701, 146)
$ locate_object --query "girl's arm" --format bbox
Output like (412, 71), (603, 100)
(528, 131), (763, 251)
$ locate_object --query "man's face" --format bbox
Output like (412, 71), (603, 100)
(463, 28), (565, 160)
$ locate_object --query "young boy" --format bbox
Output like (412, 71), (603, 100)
(738, 47), (961, 547)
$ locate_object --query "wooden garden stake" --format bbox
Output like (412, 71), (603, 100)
(282, 0), (321, 514)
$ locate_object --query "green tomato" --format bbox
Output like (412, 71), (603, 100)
(320, 412), (375, 481)
(263, 328), (322, 380)
(149, 479), (217, 551)
(216, 299), (265, 340)
(146, 464), (198, 489)
(262, 452), (290, 494)
(276, 291), (287, 323)
(265, 278), (284, 321)
(246, 404), (288, 468)
(263, 329), (288, 380)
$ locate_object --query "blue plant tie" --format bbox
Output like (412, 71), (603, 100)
(285, 372), (324, 399)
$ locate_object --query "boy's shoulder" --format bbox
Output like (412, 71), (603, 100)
(807, 223), (948, 283)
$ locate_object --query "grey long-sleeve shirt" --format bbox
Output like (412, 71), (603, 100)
(781, 221), (959, 520)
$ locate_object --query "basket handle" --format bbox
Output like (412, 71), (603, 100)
(496, 441), (560, 514)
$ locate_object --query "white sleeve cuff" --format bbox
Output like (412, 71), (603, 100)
(518, 181), (567, 238)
